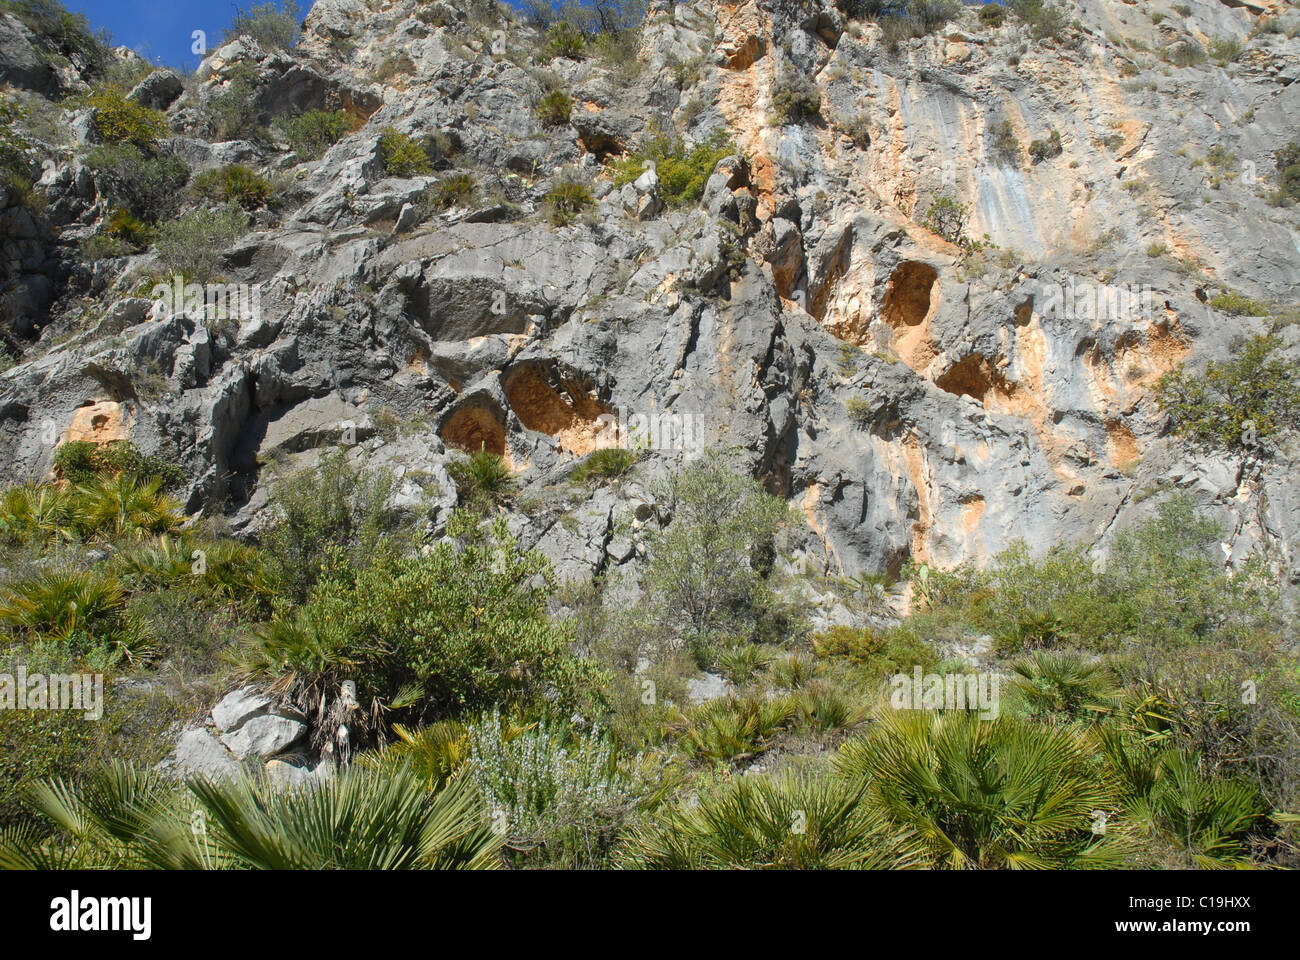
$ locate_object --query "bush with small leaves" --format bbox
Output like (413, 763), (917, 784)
(1167, 40), (1207, 67)
(377, 127), (433, 177)
(153, 202), (250, 281)
(921, 193), (969, 244)
(988, 119), (1021, 165)
(84, 144), (190, 223)
(278, 108), (355, 159)
(194, 164), (271, 210)
(53, 440), (183, 490)
(1207, 36), (1242, 63)
(771, 69), (822, 124)
(610, 128), (735, 207)
(223, 0), (302, 49)
(536, 89), (573, 126)
(1155, 332), (1300, 452)
(1028, 128), (1062, 163)
(86, 87), (168, 148)
(1011, 0), (1069, 40)
(979, 2), (1005, 27)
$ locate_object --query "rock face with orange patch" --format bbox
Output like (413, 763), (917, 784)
(503, 362), (611, 458)
(65, 401), (132, 445)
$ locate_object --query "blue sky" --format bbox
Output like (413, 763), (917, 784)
(66, 0), (316, 70)
(66, 0), (998, 71)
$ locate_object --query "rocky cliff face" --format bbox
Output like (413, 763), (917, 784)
(3, 0), (1299, 592)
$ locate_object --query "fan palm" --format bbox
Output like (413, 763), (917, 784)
(837, 710), (1128, 868)
(0, 762), (502, 870)
(1096, 729), (1267, 868)
(0, 485), (76, 544)
(1010, 649), (1118, 721)
(72, 474), (183, 540)
(0, 567), (140, 659)
(618, 770), (922, 869)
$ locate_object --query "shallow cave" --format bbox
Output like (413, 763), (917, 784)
(880, 261), (940, 329)
(440, 404), (506, 457)
(503, 362), (609, 456)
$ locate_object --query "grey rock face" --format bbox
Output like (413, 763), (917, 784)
(0, 13), (55, 93)
(211, 686), (274, 734)
(129, 68), (184, 110)
(2, 0), (1299, 611)
(221, 714), (308, 760)
(167, 728), (242, 780)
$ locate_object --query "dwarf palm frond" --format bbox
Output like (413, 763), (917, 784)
(1099, 732), (1267, 869)
(618, 770), (922, 869)
(185, 765), (501, 869)
(837, 710), (1127, 869)
(360, 721), (473, 792)
(0, 762), (181, 870)
(72, 474), (183, 540)
(0, 485), (77, 544)
(1010, 649), (1118, 721)
(0, 567), (141, 659)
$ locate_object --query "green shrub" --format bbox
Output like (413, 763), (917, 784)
(232, 511), (610, 745)
(988, 119), (1020, 165)
(837, 711), (1128, 868)
(1155, 333), (1300, 451)
(1167, 40), (1207, 67)
(223, 0), (302, 49)
(84, 143), (190, 223)
(53, 440), (183, 489)
(1207, 290), (1269, 316)
(377, 127), (433, 177)
(86, 86), (168, 148)
(978, 2), (1005, 27)
(201, 70), (264, 142)
(279, 108), (355, 160)
(193, 164), (271, 209)
(1028, 128), (1062, 163)
(259, 449), (406, 603)
(1011, 0), (1069, 40)
(543, 178), (594, 225)
(921, 193), (969, 243)
(0, 675), (179, 832)
(545, 20), (586, 60)
(536, 89), (573, 126)
(1207, 36), (1242, 64)
(836, 112), (871, 149)
(644, 453), (792, 638)
(464, 709), (646, 867)
(153, 202), (250, 280)
(846, 392), (873, 428)
(771, 70), (822, 124)
(610, 128), (735, 206)
(0, 95), (30, 178)
(570, 447), (638, 485)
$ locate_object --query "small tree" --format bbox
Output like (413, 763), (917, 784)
(644, 453), (791, 638)
(1155, 332), (1300, 453)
